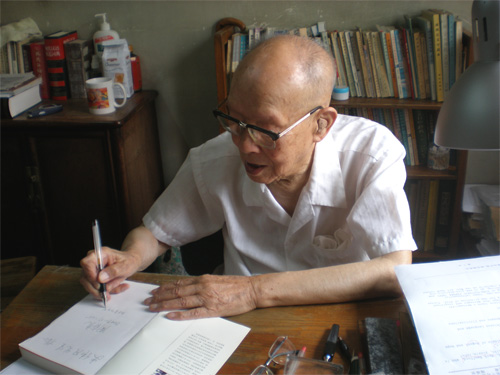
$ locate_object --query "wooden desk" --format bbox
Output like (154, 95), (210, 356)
(0, 266), (407, 374)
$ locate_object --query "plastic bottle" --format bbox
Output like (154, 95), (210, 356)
(129, 45), (142, 92)
(93, 13), (119, 58)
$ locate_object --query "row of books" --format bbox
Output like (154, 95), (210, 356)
(226, 21), (329, 75)
(405, 178), (455, 253)
(336, 107), (451, 168)
(225, 9), (467, 102)
(1, 30), (92, 100)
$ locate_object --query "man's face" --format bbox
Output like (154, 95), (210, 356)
(226, 95), (318, 187)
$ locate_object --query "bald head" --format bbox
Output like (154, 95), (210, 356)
(229, 35), (336, 113)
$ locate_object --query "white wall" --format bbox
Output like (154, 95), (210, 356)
(2, 0), (497, 185)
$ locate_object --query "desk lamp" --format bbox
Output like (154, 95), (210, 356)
(434, 0), (500, 150)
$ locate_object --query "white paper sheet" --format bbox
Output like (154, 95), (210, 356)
(395, 256), (500, 375)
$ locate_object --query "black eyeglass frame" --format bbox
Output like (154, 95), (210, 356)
(212, 105), (323, 144)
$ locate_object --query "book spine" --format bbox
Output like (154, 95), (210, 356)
(439, 12), (450, 97)
(345, 31), (363, 97)
(397, 109), (411, 166)
(413, 32), (427, 99)
(384, 32), (399, 98)
(419, 33), (431, 100)
(424, 180), (440, 251)
(379, 32), (395, 97)
(414, 179), (429, 250)
(44, 31), (78, 100)
(383, 108), (395, 134)
(373, 32), (391, 98)
(455, 20), (463, 82)
(366, 32), (381, 98)
(447, 13), (456, 89)
(425, 11), (444, 102)
(392, 30), (409, 98)
(330, 32), (348, 88)
(399, 29), (415, 100)
(30, 41), (50, 99)
(391, 108), (402, 143)
(339, 31), (356, 97)
(434, 180), (455, 252)
(355, 30), (374, 98)
(413, 109), (429, 166)
(231, 33), (240, 73)
(417, 17), (437, 100)
(404, 27), (419, 100)
(406, 109), (419, 166)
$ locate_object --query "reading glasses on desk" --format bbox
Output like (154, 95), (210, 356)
(250, 336), (343, 375)
(251, 336), (297, 375)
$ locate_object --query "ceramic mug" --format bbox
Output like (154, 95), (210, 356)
(86, 77), (127, 115)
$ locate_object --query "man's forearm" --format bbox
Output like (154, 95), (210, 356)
(121, 225), (170, 272)
(251, 250), (412, 308)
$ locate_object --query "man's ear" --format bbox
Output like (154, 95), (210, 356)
(313, 107), (337, 142)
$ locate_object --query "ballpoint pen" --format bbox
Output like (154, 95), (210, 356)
(323, 324), (339, 362)
(92, 219), (108, 309)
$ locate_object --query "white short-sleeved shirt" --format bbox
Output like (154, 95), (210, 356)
(144, 114), (417, 276)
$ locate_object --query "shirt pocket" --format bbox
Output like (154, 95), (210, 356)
(311, 228), (353, 262)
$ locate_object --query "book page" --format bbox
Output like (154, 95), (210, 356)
(395, 256), (500, 375)
(19, 281), (158, 375)
(139, 317), (251, 375)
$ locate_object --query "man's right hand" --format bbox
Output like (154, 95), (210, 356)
(80, 247), (141, 301)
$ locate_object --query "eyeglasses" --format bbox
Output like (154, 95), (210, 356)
(213, 106), (323, 150)
(250, 336), (298, 375)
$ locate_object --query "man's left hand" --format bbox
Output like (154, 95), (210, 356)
(144, 275), (258, 320)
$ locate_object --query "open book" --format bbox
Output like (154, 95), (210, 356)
(14, 280), (250, 375)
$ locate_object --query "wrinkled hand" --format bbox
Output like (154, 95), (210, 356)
(144, 275), (258, 320)
(80, 247), (141, 300)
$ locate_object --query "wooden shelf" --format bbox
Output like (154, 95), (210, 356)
(407, 165), (458, 180)
(331, 97), (443, 110)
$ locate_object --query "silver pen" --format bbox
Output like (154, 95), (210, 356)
(92, 219), (108, 309)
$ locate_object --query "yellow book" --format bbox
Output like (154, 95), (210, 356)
(421, 10), (444, 102)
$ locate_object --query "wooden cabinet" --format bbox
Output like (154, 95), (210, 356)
(213, 18), (471, 262)
(1, 91), (164, 268)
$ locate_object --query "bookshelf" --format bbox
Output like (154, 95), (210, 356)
(213, 17), (472, 262)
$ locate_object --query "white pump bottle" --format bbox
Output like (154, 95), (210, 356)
(93, 13), (119, 57)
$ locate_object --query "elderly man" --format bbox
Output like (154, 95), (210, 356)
(81, 35), (416, 320)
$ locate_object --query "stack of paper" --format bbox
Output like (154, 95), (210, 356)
(395, 256), (500, 375)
